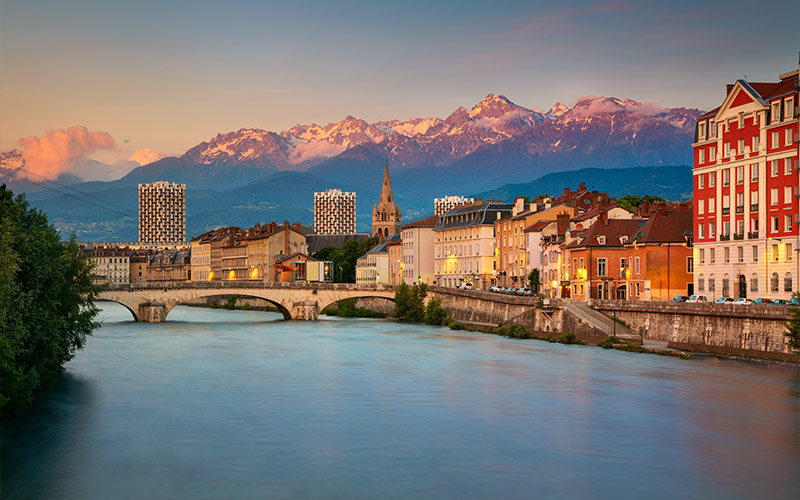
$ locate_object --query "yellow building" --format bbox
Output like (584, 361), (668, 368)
(241, 222), (308, 282)
(434, 201), (512, 290)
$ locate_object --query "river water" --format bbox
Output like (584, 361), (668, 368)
(2, 303), (799, 499)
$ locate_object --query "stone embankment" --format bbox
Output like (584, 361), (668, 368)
(589, 300), (799, 363)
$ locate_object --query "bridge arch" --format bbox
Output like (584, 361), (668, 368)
(316, 294), (396, 317)
(97, 298), (140, 321)
(165, 293), (292, 321)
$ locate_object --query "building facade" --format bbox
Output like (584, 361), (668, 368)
(433, 202), (512, 289)
(693, 67), (799, 300)
(401, 215), (437, 285)
(314, 189), (356, 235)
(88, 246), (131, 285)
(372, 162), (402, 238)
(387, 237), (404, 285)
(147, 249), (191, 282)
(356, 238), (392, 284)
(434, 195), (475, 217)
(138, 181), (186, 245)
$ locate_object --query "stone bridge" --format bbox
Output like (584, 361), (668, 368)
(99, 282), (398, 321)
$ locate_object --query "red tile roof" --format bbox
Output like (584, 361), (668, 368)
(628, 208), (692, 244)
(402, 215), (438, 228)
(524, 220), (554, 233)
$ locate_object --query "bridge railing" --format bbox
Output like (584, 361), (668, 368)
(104, 281), (399, 292)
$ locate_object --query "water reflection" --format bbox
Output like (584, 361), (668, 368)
(2, 303), (799, 500)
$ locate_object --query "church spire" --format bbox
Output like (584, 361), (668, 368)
(372, 159), (401, 238)
(380, 159), (392, 203)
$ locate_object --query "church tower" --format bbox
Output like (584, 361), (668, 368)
(371, 160), (401, 239)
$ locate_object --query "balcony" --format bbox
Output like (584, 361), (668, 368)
(722, 207), (730, 216)
(735, 206), (744, 214)
(750, 204), (758, 212)
(733, 233), (744, 240)
(719, 234), (730, 241)
(748, 231), (759, 239)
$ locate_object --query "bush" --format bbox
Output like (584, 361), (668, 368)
(241, 302), (252, 310)
(785, 291), (800, 353)
(558, 332), (585, 345)
(223, 297), (238, 310)
(447, 319), (464, 330)
(424, 297), (447, 325)
(326, 298), (383, 318)
(497, 324), (529, 339)
(394, 282), (427, 322)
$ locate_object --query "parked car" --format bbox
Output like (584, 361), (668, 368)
(670, 295), (689, 302)
(686, 295), (708, 303)
(787, 297), (800, 306)
(771, 299), (788, 306)
(752, 298), (773, 305)
(732, 298), (752, 305)
(715, 297), (734, 304)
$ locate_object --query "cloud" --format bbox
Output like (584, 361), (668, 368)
(569, 96), (669, 117)
(128, 148), (165, 166)
(17, 125), (115, 181)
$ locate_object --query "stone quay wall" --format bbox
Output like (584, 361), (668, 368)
(589, 300), (800, 363)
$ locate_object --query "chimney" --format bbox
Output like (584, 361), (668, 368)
(556, 211), (570, 235)
(513, 196), (525, 216)
(726, 84), (734, 95)
(293, 222), (302, 232)
(283, 221), (290, 256)
(270, 222), (277, 233)
(600, 211), (609, 226)
(578, 182), (587, 193)
(563, 187), (570, 197)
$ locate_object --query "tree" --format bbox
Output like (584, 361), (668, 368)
(424, 296), (447, 325)
(784, 292), (800, 353)
(0, 185), (100, 416)
(617, 194), (667, 213)
(394, 282), (427, 322)
(313, 236), (379, 283)
(528, 269), (539, 292)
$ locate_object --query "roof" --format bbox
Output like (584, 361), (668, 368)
(402, 215), (438, 229)
(275, 252), (317, 263)
(566, 219), (645, 249)
(629, 209), (693, 244)
(524, 220), (554, 233)
(434, 202), (513, 231)
(571, 205), (628, 223)
(305, 233), (371, 254)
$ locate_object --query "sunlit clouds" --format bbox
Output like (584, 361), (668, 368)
(128, 148), (165, 166)
(17, 126), (115, 181)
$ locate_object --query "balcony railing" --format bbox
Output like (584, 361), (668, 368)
(747, 231), (759, 239)
(733, 233), (744, 240)
(735, 206), (744, 214)
(750, 204), (758, 212)
(722, 207), (730, 215)
(720, 234), (730, 241)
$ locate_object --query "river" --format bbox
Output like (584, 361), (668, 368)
(2, 303), (799, 499)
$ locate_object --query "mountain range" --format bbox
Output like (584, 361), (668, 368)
(1, 94), (702, 241)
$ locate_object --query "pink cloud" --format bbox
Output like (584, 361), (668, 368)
(128, 148), (165, 166)
(17, 125), (115, 181)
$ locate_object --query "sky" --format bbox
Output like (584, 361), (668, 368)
(1, 0), (798, 175)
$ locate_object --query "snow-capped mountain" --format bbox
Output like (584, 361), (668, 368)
(171, 93), (701, 176)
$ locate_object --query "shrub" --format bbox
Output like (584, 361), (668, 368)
(558, 332), (585, 345)
(447, 319), (464, 330)
(497, 324), (529, 338)
(223, 297), (238, 310)
(241, 302), (252, 310)
(424, 297), (447, 325)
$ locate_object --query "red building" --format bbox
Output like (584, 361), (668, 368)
(693, 64), (799, 300)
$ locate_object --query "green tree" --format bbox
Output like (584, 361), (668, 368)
(313, 236), (379, 283)
(617, 194), (667, 213)
(424, 296), (447, 325)
(0, 185), (100, 416)
(394, 282), (427, 322)
(528, 269), (539, 292)
(784, 292), (800, 353)
(394, 281), (412, 319)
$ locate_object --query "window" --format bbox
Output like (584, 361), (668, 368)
(634, 256), (640, 274)
(699, 149), (705, 164)
(597, 258), (607, 277)
(752, 217), (759, 232)
(739, 115), (744, 129)
(751, 274), (758, 292)
(723, 194), (730, 210)
(771, 188), (779, 206)
(772, 216), (779, 233)
(771, 272), (779, 292)
(700, 249), (705, 264)
(710, 222), (716, 237)
(724, 247), (730, 263)
(751, 163), (758, 182)
(709, 197), (716, 213)
(597, 235), (606, 245)
(620, 258), (627, 277)
(709, 275), (715, 291)
(635, 282), (640, 296)
(723, 169), (730, 186)
(737, 246), (744, 263)
(752, 136), (759, 152)
(737, 219), (744, 236)
(750, 190), (758, 208)
(698, 223), (705, 238)
(787, 159), (793, 175)
(698, 199), (705, 215)
(787, 243), (793, 262)
(772, 102), (780, 122)
(580, 258), (584, 268)
(753, 245), (759, 262)
(785, 273), (793, 292)
(737, 192), (744, 210)
(772, 130), (779, 148)
(724, 143), (731, 158)
(687, 257), (694, 273)
(772, 160), (779, 176)
(773, 244), (779, 261)
(722, 277), (729, 297)
(724, 221), (730, 237)
(787, 128), (794, 147)
(698, 276), (705, 291)
(699, 174), (705, 189)
(698, 121), (706, 140)
(737, 165), (744, 184)
(787, 215), (793, 233)
(738, 138), (744, 155)
(710, 248), (716, 263)
(787, 97), (795, 120)
(709, 171), (716, 187)
(787, 186), (793, 204)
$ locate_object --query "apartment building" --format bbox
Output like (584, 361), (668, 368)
(434, 195), (475, 217)
(314, 189), (356, 235)
(401, 215), (437, 285)
(138, 181), (186, 245)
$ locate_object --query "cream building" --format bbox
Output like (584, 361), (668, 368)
(356, 239), (391, 284)
(138, 181), (186, 245)
(434, 195), (474, 217)
(401, 215), (437, 285)
(434, 202), (512, 289)
(314, 189), (356, 234)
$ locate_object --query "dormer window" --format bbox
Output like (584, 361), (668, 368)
(772, 102), (781, 122)
(786, 97), (795, 120)
(698, 121), (706, 141)
(597, 235), (606, 245)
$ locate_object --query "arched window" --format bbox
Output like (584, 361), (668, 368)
(751, 274), (758, 291)
(784, 273), (792, 292)
(771, 272), (779, 292)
